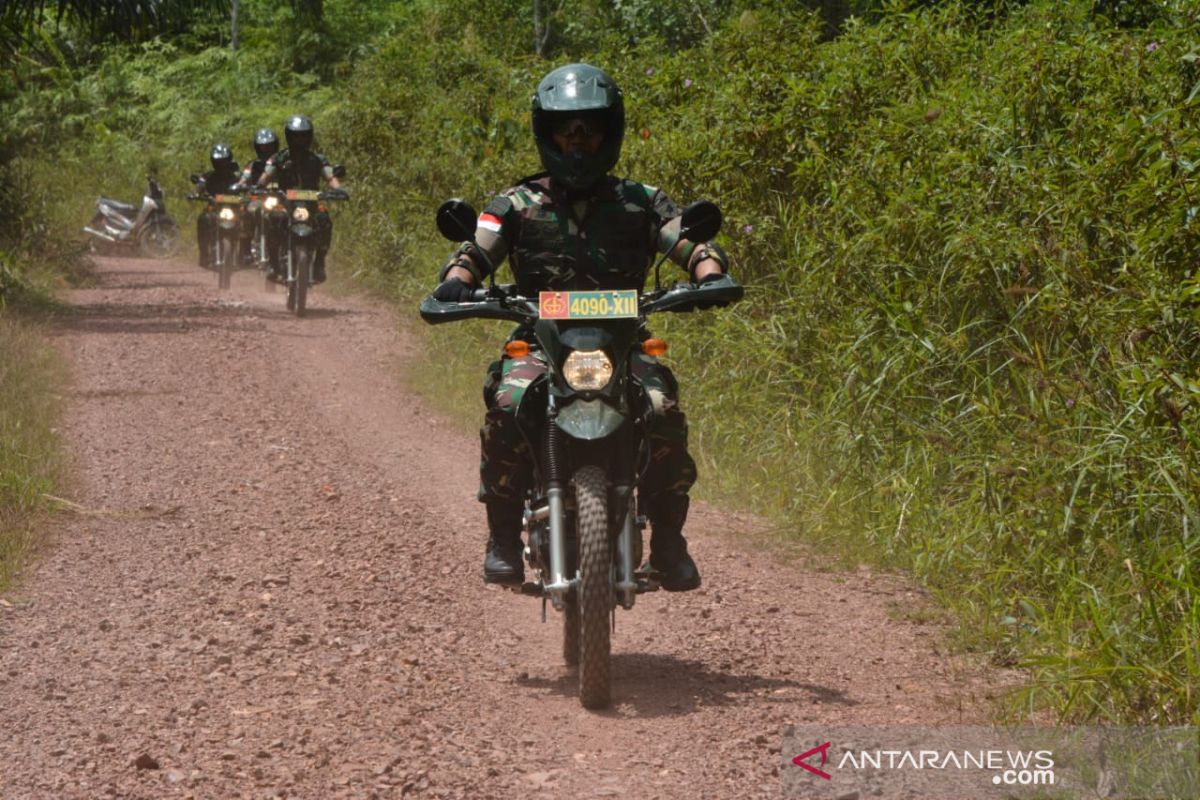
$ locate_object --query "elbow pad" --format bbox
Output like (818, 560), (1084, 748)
(687, 242), (730, 281)
(437, 243), (486, 283)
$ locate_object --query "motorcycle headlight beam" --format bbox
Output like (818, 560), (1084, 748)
(292, 207), (310, 222)
(562, 349), (613, 391)
(218, 207), (236, 221)
(263, 196), (280, 211)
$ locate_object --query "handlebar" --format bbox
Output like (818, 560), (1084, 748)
(419, 274), (743, 326)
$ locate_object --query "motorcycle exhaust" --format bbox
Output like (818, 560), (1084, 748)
(83, 226), (118, 242)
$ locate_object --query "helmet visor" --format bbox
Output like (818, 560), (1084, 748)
(286, 130), (313, 151)
(552, 115), (606, 138)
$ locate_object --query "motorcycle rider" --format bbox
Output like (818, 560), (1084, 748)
(195, 143), (241, 269)
(235, 128), (280, 190)
(254, 115), (346, 283)
(234, 128), (282, 267)
(431, 64), (729, 592)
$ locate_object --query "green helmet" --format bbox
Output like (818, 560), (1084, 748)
(531, 63), (625, 191)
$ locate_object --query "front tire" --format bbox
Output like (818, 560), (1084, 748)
(293, 244), (311, 317)
(575, 465), (612, 709)
(217, 232), (236, 289)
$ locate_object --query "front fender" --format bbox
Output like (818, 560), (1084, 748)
(555, 398), (626, 441)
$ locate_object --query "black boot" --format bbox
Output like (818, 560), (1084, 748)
(646, 494), (701, 592)
(483, 501), (524, 585)
(313, 252), (327, 284)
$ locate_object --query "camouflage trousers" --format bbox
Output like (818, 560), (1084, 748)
(478, 347), (697, 534)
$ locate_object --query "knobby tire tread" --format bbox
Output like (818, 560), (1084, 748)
(218, 233), (235, 290)
(575, 465), (611, 709)
(294, 246), (310, 317)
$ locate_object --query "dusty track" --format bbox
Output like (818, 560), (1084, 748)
(1, 256), (1015, 799)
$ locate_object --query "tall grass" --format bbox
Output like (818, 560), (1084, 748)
(0, 316), (66, 590)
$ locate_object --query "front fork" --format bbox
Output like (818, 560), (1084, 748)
(613, 485), (638, 610)
(543, 401), (572, 610)
(541, 403), (639, 612)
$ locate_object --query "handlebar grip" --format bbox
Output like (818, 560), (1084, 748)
(470, 288), (490, 302)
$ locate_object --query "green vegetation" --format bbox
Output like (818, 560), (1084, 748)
(3, 0), (1199, 723)
(0, 318), (65, 590)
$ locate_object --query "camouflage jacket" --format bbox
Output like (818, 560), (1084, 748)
(260, 149), (333, 190)
(238, 158), (272, 188)
(465, 173), (692, 295)
(197, 165), (241, 196)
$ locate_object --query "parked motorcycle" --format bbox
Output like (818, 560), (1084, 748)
(83, 177), (181, 259)
(420, 199), (743, 709)
(277, 173), (347, 317)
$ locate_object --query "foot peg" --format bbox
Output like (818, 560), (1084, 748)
(501, 581), (544, 597)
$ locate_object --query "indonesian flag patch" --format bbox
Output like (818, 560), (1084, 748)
(478, 212), (503, 233)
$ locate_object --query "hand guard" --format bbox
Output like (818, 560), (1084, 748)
(695, 271), (732, 309)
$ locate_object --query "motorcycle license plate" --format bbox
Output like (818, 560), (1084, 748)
(214, 194), (242, 204)
(286, 190), (321, 201)
(539, 290), (638, 320)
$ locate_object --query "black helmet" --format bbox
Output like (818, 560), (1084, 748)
(253, 128), (279, 160)
(531, 64), (625, 191)
(210, 143), (234, 172)
(284, 115), (314, 155)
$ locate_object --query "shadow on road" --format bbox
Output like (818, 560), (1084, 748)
(47, 300), (259, 335)
(517, 651), (856, 718)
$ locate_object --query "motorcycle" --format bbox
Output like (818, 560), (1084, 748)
(244, 186), (287, 292)
(276, 170), (347, 317)
(83, 176), (181, 259)
(187, 180), (246, 290)
(420, 199), (743, 709)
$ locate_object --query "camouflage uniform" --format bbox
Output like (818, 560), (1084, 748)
(452, 173), (701, 535)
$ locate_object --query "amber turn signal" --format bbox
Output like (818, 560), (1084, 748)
(504, 341), (531, 358)
(642, 338), (668, 357)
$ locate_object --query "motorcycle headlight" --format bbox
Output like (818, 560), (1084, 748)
(292, 207), (310, 222)
(218, 207), (236, 221)
(264, 196), (280, 211)
(562, 349), (613, 391)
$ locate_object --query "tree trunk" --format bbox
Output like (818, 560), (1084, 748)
(231, 0), (239, 50)
(533, 0), (550, 56)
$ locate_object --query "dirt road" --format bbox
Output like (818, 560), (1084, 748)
(0, 256), (1013, 799)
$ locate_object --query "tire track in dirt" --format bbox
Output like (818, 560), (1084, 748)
(0, 256), (1020, 799)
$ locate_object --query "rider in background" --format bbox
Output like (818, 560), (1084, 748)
(235, 128), (280, 190)
(255, 115), (346, 283)
(195, 143), (240, 269)
(234, 128), (281, 268)
(430, 64), (729, 592)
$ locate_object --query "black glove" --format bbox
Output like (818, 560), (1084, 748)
(697, 271), (725, 285)
(432, 277), (475, 303)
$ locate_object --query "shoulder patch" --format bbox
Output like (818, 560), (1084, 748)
(483, 196), (514, 219)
